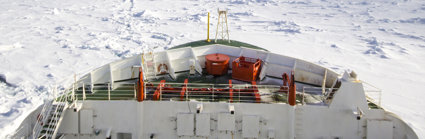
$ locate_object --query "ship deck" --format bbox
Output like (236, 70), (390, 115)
(71, 70), (381, 109)
(72, 70), (328, 105)
(68, 40), (382, 109)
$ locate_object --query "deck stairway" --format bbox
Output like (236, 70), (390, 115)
(32, 88), (71, 139)
(142, 51), (157, 80)
(37, 102), (68, 139)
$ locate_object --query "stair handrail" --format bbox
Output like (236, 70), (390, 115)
(31, 97), (54, 139)
(36, 87), (73, 139)
(42, 90), (69, 139)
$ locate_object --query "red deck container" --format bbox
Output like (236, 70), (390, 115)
(232, 56), (262, 82)
(205, 53), (230, 76)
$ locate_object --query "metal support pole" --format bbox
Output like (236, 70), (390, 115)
(302, 88), (305, 105)
(144, 82), (147, 100)
(108, 83), (111, 101)
(91, 83), (94, 93)
(322, 69), (328, 95)
(212, 84), (215, 101)
(239, 89), (241, 103)
(186, 85), (189, 101)
(72, 82), (75, 101)
(134, 84), (137, 99)
(160, 83), (162, 101)
(83, 83), (86, 100)
(224, 12), (230, 43)
(206, 12), (211, 42)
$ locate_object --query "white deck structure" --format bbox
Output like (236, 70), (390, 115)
(9, 42), (418, 139)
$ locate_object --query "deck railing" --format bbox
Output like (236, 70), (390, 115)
(362, 81), (382, 108)
(146, 82), (287, 103)
(74, 83), (136, 100)
(70, 82), (346, 106)
(72, 82), (296, 104)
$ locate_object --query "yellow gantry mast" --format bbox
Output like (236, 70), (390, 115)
(206, 12), (211, 42)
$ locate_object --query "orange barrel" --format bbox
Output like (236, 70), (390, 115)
(205, 53), (230, 75)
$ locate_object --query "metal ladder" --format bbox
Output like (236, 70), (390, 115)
(32, 100), (53, 139)
(294, 107), (304, 138)
(34, 88), (71, 139)
(37, 101), (68, 139)
(143, 51), (157, 80)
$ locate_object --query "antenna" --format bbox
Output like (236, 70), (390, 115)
(215, 9), (230, 43)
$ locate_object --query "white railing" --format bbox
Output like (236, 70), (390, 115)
(31, 99), (53, 139)
(74, 83), (137, 101)
(42, 91), (69, 138)
(31, 86), (75, 139)
(70, 82), (293, 103)
(362, 81), (382, 107)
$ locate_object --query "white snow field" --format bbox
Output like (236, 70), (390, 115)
(1, 0), (424, 138)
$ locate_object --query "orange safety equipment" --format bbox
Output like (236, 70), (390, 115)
(251, 81), (261, 103)
(232, 56), (262, 82)
(229, 80), (233, 102)
(205, 53), (230, 75)
(180, 79), (188, 101)
(280, 73), (289, 93)
(157, 63), (168, 74)
(137, 67), (144, 102)
(288, 71), (296, 106)
(153, 80), (166, 100)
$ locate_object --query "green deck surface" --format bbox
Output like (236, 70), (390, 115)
(169, 39), (268, 51)
(150, 71), (234, 84)
(367, 100), (382, 109)
(75, 85), (136, 100)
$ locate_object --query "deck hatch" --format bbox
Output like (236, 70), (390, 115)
(80, 109), (93, 134)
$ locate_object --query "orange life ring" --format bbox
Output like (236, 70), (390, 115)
(157, 63), (168, 74)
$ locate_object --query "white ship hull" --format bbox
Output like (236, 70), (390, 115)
(10, 41), (418, 139)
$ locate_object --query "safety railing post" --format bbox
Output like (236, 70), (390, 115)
(302, 87), (305, 105)
(134, 84), (137, 99)
(186, 85), (188, 101)
(108, 83), (111, 101)
(64, 88), (68, 102)
(83, 83), (86, 101)
(144, 82), (147, 100)
(160, 83), (162, 101)
(212, 84), (215, 101)
(72, 83), (75, 101)
(238, 87), (241, 103)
